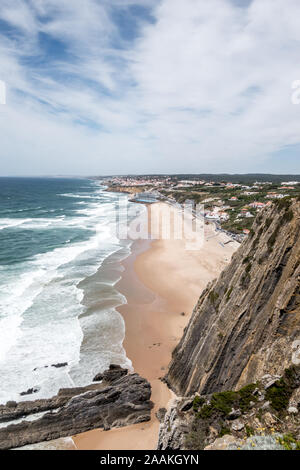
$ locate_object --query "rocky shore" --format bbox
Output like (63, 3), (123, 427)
(0, 366), (153, 450)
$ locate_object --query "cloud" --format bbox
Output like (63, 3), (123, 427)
(0, 0), (299, 175)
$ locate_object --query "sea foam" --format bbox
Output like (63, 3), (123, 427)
(0, 182), (133, 404)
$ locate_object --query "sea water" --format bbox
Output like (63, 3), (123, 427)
(0, 177), (143, 404)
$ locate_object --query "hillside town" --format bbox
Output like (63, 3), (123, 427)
(97, 175), (300, 241)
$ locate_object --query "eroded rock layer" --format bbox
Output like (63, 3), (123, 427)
(166, 200), (300, 396)
(0, 372), (153, 450)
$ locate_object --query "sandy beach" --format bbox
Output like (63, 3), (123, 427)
(73, 203), (239, 450)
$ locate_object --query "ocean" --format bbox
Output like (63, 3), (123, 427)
(0, 177), (143, 405)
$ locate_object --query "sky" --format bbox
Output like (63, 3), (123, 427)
(0, 0), (300, 176)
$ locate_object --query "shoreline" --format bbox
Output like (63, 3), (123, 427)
(73, 203), (239, 450)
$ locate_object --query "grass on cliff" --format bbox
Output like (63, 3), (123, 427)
(194, 367), (298, 419)
(195, 383), (258, 420)
(265, 366), (299, 412)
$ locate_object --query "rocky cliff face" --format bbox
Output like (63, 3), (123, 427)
(158, 365), (300, 450)
(166, 199), (300, 397)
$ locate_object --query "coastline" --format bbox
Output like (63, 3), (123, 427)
(73, 203), (239, 450)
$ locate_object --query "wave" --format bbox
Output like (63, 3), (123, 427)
(0, 189), (133, 403)
(58, 193), (101, 199)
(0, 219), (32, 230)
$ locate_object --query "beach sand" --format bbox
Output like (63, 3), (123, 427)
(73, 203), (239, 450)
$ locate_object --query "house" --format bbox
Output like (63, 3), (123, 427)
(249, 202), (266, 210)
(205, 212), (220, 220)
(220, 212), (229, 221)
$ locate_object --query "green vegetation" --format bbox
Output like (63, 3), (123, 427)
(277, 433), (300, 450)
(185, 366), (300, 450)
(160, 178), (299, 235)
(266, 379), (290, 411)
(210, 391), (237, 415)
(196, 382), (259, 420)
(245, 262), (252, 274)
(265, 366), (299, 412)
(208, 290), (219, 305)
(219, 425), (231, 437)
(282, 209), (294, 223)
(238, 383), (258, 412)
(274, 197), (293, 210)
(193, 395), (205, 412)
(245, 425), (254, 437)
(197, 403), (214, 419)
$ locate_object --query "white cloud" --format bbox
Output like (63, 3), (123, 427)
(0, 0), (300, 175)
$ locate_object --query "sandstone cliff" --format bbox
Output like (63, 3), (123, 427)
(166, 199), (300, 396)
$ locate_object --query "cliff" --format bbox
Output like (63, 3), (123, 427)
(166, 199), (300, 396)
(105, 185), (149, 194)
(158, 198), (300, 450)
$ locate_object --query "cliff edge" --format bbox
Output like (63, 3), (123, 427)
(166, 199), (300, 396)
(159, 198), (299, 450)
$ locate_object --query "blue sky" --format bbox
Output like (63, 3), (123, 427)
(0, 0), (299, 175)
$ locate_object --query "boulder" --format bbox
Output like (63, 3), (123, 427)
(51, 362), (68, 368)
(227, 408), (242, 420)
(204, 435), (243, 450)
(20, 387), (40, 396)
(156, 408), (167, 423)
(231, 419), (244, 432)
(261, 374), (281, 390)
(263, 412), (276, 427)
(93, 364), (128, 383)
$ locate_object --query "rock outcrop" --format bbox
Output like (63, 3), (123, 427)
(93, 364), (128, 383)
(0, 383), (104, 423)
(166, 200), (300, 396)
(158, 365), (300, 450)
(0, 370), (153, 450)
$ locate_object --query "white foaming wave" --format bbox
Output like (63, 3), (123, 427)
(0, 215), (96, 232)
(0, 190), (133, 403)
(75, 201), (115, 216)
(0, 200), (123, 368)
(59, 193), (101, 199)
(0, 218), (32, 230)
(0, 202), (117, 231)
(0, 268), (46, 360)
(0, 315), (23, 365)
